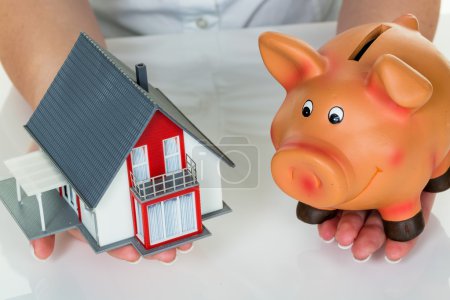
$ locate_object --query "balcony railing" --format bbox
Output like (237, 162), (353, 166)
(130, 154), (198, 202)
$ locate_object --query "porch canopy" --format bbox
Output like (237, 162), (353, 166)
(4, 150), (68, 231)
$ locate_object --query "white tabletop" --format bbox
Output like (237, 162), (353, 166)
(1, 16), (450, 300)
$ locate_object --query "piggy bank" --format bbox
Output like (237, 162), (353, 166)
(259, 15), (450, 242)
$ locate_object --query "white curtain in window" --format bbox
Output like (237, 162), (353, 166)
(147, 192), (197, 245)
(132, 147), (146, 164)
(149, 203), (165, 244)
(164, 137), (181, 173)
(164, 198), (181, 238)
(132, 147), (149, 182)
(134, 165), (149, 182)
(180, 193), (196, 233)
(164, 138), (177, 156)
(135, 200), (144, 238)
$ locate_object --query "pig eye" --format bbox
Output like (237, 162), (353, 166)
(302, 100), (313, 117)
(328, 107), (344, 124)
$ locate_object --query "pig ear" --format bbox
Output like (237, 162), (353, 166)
(393, 14), (419, 31)
(367, 54), (432, 109)
(259, 32), (327, 91)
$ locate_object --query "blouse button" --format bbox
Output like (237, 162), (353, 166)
(195, 17), (209, 29)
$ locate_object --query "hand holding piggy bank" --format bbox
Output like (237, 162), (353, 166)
(259, 15), (449, 242)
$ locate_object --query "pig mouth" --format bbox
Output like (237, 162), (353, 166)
(346, 167), (382, 203)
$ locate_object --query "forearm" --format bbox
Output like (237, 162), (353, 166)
(0, 0), (105, 108)
(337, 0), (440, 41)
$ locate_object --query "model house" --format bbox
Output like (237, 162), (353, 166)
(0, 33), (233, 255)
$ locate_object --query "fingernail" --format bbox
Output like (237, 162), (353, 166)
(353, 255), (371, 263)
(160, 256), (177, 266)
(321, 237), (335, 244)
(177, 245), (194, 254)
(385, 256), (402, 264)
(128, 256), (142, 265)
(30, 244), (49, 262)
(338, 242), (353, 250)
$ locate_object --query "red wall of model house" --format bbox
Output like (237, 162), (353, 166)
(126, 110), (187, 237)
(126, 110), (187, 187)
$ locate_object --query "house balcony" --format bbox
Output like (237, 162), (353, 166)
(130, 154), (198, 203)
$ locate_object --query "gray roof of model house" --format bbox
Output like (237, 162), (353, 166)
(25, 32), (234, 209)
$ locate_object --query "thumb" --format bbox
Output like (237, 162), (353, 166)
(31, 235), (55, 261)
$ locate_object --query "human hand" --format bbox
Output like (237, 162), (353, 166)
(31, 230), (193, 264)
(317, 191), (436, 263)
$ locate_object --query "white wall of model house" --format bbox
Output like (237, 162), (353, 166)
(183, 131), (224, 215)
(92, 162), (134, 247)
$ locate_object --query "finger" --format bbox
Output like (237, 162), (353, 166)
(385, 192), (435, 263)
(67, 229), (86, 242)
(385, 238), (417, 263)
(177, 243), (193, 253)
(145, 248), (177, 264)
(70, 229), (143, 263)
(107, 245), (141, 263)
(421, 191), (436, 222)
(352, 210), (386, 261)
(68, 227), (179, 263)
(31, 235), (55, 260)
(28, 142), (39, 152)
(335, 210), (368, 249)
(317, 214), (341, 242)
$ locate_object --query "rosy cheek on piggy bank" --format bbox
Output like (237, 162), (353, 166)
(388, 148), (405, 167)
(259, 14), (450, 242)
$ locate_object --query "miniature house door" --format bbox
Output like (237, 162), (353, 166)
(62, 185), (78, 214)
(131, 146), (150, 182)
(163, 136), (182, 174)
(147, 192), (197, 245)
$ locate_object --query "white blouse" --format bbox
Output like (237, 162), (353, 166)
(89, 0), (342, 37)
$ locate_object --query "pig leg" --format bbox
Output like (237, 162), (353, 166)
(424, 167), (449, 193)
(379, 200), (425, 242)
(296, 202), (337, 224)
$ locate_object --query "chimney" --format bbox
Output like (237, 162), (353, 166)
(135, 63), (149, 92)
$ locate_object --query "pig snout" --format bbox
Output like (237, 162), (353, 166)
(271, 145), (348, 208)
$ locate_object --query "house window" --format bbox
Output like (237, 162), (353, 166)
(131, 146), (150, 182)
(163, 136), (181, 174)
(179, 193), (197, 232)
(148, 192), (197, 245)
(134, 199), (144, 242)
